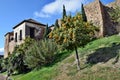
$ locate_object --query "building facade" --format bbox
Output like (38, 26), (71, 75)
(4, 19), (46, 58)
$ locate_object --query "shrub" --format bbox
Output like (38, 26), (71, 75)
(2, 37), (35, 74)
(0, 58), (3, 71)
(1, 57), (9, 70)
(109, 6), (120, 23)
(9, 51), (28, 73)
(25, 39), (58, 69)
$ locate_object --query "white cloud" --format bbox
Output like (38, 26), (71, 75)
(0, 48), (4, 52)
(34, 12), (50, 18)
(34, 0), (92, 18)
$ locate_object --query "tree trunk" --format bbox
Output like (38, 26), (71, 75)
(75, 46), (80, 70)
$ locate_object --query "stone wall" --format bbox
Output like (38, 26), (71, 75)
(4, 32), (14, 58)
(116, 23), (120, 32)
(9, 40), (15, 55)
(84, 0), (117, 37)
(26, 22), (45, 40)
(102, 6), (117, 36)
(84, 0), (104, 37)
(13, 23), (26, 45)
(4, 35), (9, 58)
(13, 22), (46, 45)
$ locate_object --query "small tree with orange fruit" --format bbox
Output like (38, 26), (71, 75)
(49, 13), (98, 70)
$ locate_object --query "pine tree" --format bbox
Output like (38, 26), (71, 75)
(54, 19), (59, 29)
(63, 5), (66, 19)
(81, 4), (87, 22)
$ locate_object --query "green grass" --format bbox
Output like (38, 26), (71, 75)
(12, 66), (58, 80)
(79, 35), (120, 55)
(11, 50), (73, 80)
(11, 35), (120, 80)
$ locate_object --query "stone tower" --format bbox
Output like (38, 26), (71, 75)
(4, 32), (15, 58)
(84, 0), (117, 37)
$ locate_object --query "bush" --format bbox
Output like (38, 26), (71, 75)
(8, 37), (35, 73)
(9, 52), (28, 73)
(25, 39), (58, 69)
(0, 58), (3, 71)
(2, 37), (35, 74)
(109, 6), (120, 23)
(1, 57), (9, 70)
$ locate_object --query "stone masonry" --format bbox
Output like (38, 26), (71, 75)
(4, 32), (15, 58)
(84, 0), (119, 37)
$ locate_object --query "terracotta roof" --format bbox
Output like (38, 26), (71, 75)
(13, 19), (46, 29)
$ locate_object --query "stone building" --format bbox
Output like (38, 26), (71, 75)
(84, 0), (119, 37)
(4, 32), (14, 58)
(4, 19), (46, 58)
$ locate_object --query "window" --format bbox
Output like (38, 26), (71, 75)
(30, 27), (35, 38)
(20, 30), (22, 40)
(15, 32), (17, 42)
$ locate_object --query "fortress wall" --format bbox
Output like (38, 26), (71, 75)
(4, 32), (14, 58)
(9, 40), (15, 55)
(4, 35), (9, 58)
(84, 0), (117, 37)
(84, 0), (104, 37)
(102, 6), (117, 36)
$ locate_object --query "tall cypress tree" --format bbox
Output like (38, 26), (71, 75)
(63, 5), (66, 19)
(81, 4), (87, 22)
(54, 19), (59, 29)
(44, 24), (49, 39)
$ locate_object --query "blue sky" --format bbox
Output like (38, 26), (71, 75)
(0, 0), (114, 54)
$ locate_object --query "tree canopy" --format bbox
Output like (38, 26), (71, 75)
(49, 13), (98, 70)
(49, 13), (97, 49)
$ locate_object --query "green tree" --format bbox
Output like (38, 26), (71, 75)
(9, 52), (25, 73)
(54, 19), (59, 29)
(63, 5), (66, 19)
(1, 57), (9, 71)
(49, 13), (98, 70)
(81, 4), (87, 22)
(5, 37), (35, 74)
(44, 24), (49, 39)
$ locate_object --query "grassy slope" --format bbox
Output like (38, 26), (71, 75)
(12, 35), (120, 80)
